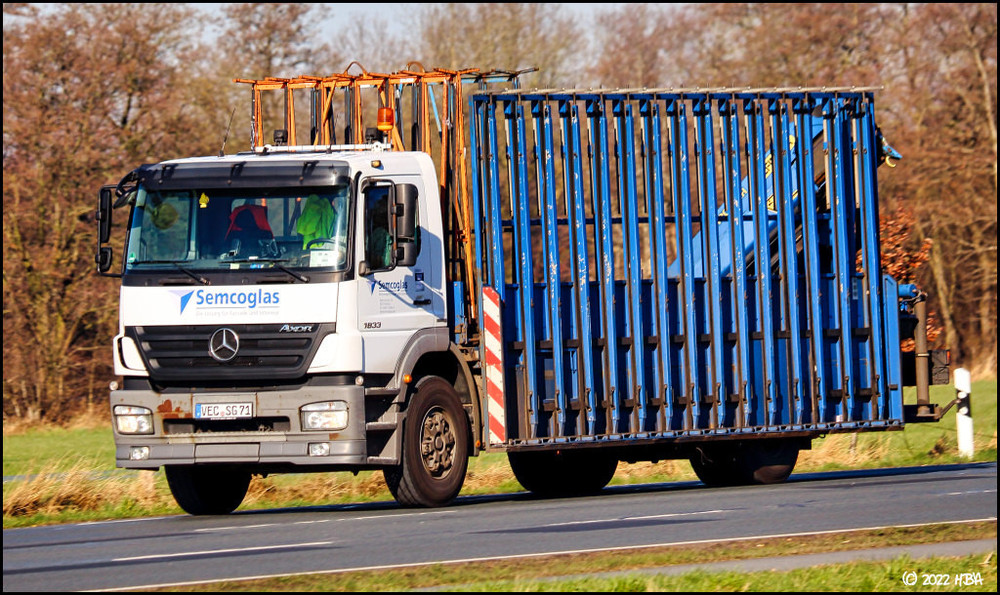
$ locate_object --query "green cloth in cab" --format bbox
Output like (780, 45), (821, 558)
(296, 195), (336, 248)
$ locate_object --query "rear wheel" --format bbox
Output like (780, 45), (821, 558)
(690, 440), (799, 487)
(384, 377), (470, 507)
(508, 450), (618, 497)
(689, 448), (746, 487)
(743, 439), (800, 484)
(164, 465), (251, 515)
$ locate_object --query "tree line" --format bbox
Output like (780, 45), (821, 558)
(3, 3), (995, 422)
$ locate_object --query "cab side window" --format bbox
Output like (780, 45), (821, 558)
(364, 185), (392, 270)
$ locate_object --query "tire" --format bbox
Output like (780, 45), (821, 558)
(689, 447), (747, 487)
(508, 450), (618, 498)
(384, 376), (470, 507)
(164, 465), (251, 515)
(742, 440), (799, 484)
(690, 440), (799, 487)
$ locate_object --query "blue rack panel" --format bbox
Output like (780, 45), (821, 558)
(469, 88), (904, 444)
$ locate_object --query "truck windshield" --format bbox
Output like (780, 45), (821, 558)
(124, 186), (352, 272)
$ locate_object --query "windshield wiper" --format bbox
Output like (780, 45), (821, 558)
(223, 257), (310, 283)
(271, 262), (310, 283)
(170, 262), (210, 285)
(131, 260), (210, 285)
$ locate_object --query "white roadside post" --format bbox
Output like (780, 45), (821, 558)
(954, 368), (974, 458)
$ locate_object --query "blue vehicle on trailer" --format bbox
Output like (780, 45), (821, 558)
(96, 69), (951, 514)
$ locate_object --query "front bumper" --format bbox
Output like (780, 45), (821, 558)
(111, 382), (368, 469)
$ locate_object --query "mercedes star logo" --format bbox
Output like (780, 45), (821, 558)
(208, 328), (239, 362)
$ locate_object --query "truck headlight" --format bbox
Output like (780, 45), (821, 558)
(300, 401), (348, 431)
(114, 405), (153, 434)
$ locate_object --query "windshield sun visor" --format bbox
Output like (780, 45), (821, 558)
(137, 160), (350, 190)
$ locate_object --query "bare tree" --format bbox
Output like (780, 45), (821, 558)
(3, 3), (212, 421)
(215, 4), (337, 80)
(415, 3), (580, 88)
(210, 4), (346, 150)
(329, 17), (416, 74)
(653, 3), (885, 88)
(587, 4), (717, 89)
(588, 3), (996, 375)
(877, 3), (996, 374)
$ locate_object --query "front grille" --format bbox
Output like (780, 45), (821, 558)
(163, 417), (291, 435)
(128, 323), (333, 383)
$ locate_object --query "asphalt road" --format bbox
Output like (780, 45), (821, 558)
(3, 462), (996, 592)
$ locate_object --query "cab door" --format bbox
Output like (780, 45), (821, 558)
(355, 178), (441, 374)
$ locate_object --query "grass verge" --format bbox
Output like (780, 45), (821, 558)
(457, 553), (997, 592)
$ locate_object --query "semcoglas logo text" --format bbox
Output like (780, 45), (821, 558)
(369, 279), (408, 294)
(175, 289), (281, 314)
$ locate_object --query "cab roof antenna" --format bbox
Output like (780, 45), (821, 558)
(219, 107), (237, 157)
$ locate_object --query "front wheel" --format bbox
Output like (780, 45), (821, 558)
(164, 465), (251, 515)
(384, 377), (470, 507)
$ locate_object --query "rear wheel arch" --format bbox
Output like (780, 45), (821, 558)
(404, 344), (480, 451)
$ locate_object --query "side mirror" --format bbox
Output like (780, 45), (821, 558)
(98, 186), (114, 243)
(97, 247), (114, 273)
(394, 183), (418, 267)
(394, 183), (417, 242)
(96, 186), (116, 274)
(395, 243), (417, 268)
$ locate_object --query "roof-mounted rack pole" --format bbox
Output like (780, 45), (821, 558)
(233, 65), (535, 337)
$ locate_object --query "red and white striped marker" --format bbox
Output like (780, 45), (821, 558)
(482, 286), (506, 446)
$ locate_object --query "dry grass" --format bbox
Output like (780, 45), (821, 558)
(798, 432), (892, 469)
(464, 458), (517, 489)
(3, 406), (107, 437)
(243, 472), (391, 508)
(3, 416), (36, 437)
(613, 459), (696, 483)
(62, 407), (111, 431)
(2, 463), (167, 517)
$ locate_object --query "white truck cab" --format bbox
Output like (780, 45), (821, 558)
(99, 146), (471, 513)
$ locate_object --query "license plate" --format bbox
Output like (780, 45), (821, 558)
(195, 402), (253, 420)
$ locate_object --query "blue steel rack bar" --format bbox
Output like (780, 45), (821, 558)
(468, 86), (903, 445)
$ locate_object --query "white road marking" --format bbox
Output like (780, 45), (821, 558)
(944, 489), (997, 496)
(112, 541), (332, 562)
(195, 523), (278, 532)
(541, 509), (728, 527)
(196, 510), (454, 531)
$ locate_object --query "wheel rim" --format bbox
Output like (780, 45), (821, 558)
(420, 406), (456, 478)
